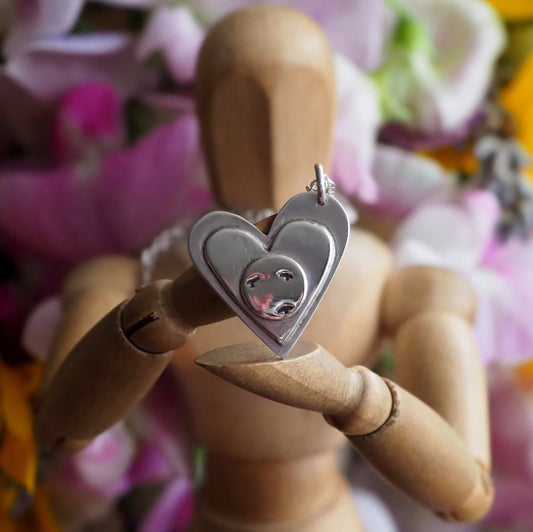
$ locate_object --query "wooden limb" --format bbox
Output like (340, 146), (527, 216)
(35, 300), (176, 452)
(35, 273), (228, 453)
(393, 312), (490, 469)
(344, 381), (492, 523)
(381, 266), (476, 333)
(35, 216), (275, 454)
(40, 255), (140, 392)
(197, 340), (492, 522)
(195, 342), (364, 531)
(382, 266), (491, 472)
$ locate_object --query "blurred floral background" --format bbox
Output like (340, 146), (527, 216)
(0, 0), (533, 531)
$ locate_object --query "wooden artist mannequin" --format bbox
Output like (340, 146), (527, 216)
(34, 4), (493, 531)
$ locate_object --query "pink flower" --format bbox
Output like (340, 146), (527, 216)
(331, 54), (380, 203)
(3, 0), (85, 56)
(67, 422), (136, 497)
(21, 295), (62, 362)
(5, 32), (142, 101)
(393, 190), (499, 272)
(140, 478), (194, 532)
(369, 145), (454, 220)
(474, 239), (533, 366)
(392, 188), (533, 365)
(0, 111), (212, 261)
(137, 6), (205, 83)
(43, 421), (137, 531)
(284, 0), (395, 71)
(484, 367), (533, 529)
(50, 82), (124, 166)
(193, 0), (394, 71)
(3, 0), (167, 58)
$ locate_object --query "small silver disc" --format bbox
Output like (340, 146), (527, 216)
(241, 255), (307, 320)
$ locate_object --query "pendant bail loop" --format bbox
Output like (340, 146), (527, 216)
(306, 163), (335, 205)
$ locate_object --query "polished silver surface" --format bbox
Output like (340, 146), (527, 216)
(241, 255), (307, 320)
(306, 163), (335, 205)
(188, 187), (350, 357)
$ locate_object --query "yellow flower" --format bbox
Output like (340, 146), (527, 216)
(0, 361), (59, 531)
(421, 143), (478, 176)
(0, 488), (58, 532)
(0, 363), (39, 502)
(487, 0), (533, 21)
(500, 48), (533, 177)
(425, 44), (533, 180)
(515, 358), (533, 389)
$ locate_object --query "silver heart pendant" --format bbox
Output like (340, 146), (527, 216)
(188, 171), (350, 357)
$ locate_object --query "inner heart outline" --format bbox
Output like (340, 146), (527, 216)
(204, 219), (334, 345)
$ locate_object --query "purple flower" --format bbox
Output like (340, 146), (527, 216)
(50, 82), (124, 165)
(473, 238), (533, 366)
(137, 6), (205, 83)
(484, 367), (533, 530)
(0, 108), (212, 260)
(391, 186), (533, 366)
(3, 0), (85, 56)
(21, 296), (61, 362)
(66, 422), (136, 497)
(369, 145), (454, 220)
(331, 54), (380, 203)
(5, 33), (142, 100)
(192, 0), (394, 71)
(140, 478), (194, 532)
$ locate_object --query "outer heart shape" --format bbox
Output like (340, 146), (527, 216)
(188, 192), (350, 356)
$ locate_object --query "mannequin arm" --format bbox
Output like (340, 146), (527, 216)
(35, 217), (275, 453)
(196, 266), (492, 522)
(333, 265), (492, 522)
(39, 255), (141, 394)
(35, 262), (232, 453)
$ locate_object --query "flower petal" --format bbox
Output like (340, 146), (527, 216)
(287, 0), (395, 71)
(139, 478), (194, 532)
(370, 145), (454, 220)
(4, 0), (85, 57)
(193, 0), (394, 71)
(5, 33), (142, 100)
(137, 6), (205, 83)
(0, 115), (211, 260)
(474, 239), (533, 365)
(21, 296), (62, 361)
(96, 114), (213, 253)
(0, 165), (117, 260)
(383, 0), (505, 133)
(331, 54), (380, 203)
(72, 422), (135, 495)
(392, 190), (500, 271)
(50, 82), (124, 164)
(485, 367), (533, 527)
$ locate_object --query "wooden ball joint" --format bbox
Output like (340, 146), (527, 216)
(34, 5), (494, 531)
